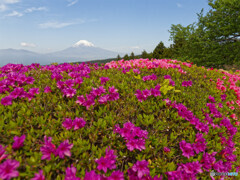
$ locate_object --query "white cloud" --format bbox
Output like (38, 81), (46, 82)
(39, 21), (77, 29)
(20, 42), (36, 47)
(5, 10), (23, 17)
(39, 19), (85, 29)
(24, 7), (47, 13)
(1, 0), (20, 4)
(0, 4), (7, 11)
(0, 0), (19, 12)
(73, 40), (94, 47)
(131, 46), (140, 49)
(177, 3), (182, 8)
(67, 0), (78, 7)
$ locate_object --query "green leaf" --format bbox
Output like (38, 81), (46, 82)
(167, 162), (176, 171)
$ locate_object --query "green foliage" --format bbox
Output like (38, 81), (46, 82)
(153, 41), (166, 59)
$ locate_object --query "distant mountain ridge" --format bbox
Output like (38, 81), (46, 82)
(0, 43), (123, 67)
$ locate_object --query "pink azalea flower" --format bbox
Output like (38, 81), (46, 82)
(84, 170), (102, 180)
(95, 157), (109, 173)
(12, 135), (26, 150)
(31, 170), (45, 180)
(164, 147), (170, 153)
(1, 96), (13, 106)
(109, 86), (118, 94)
(108, 170), (124, 180)
(0, 159), (19, 180)
(100, 77), (110, 85)
(9, 87), (24, 99)
(179, 140), (195, 159)
(29, 88), (40, 95)
(76, 95), (85, 105)
(40, 136), (56, 160)
(44, 86), (51, 93)
(62, 88), (76, 98)
(131, 160), (150, 178)
(56, 140), (73, 159)
(98, 95), (109, 104)
(95, 147), (117, 173)
(65, 165), (80, 180)
(0, 145), (8, 162)
(26, 77), (35, 84)
(62, 118), (74, 130)
(73, 117), (86, 130)
(64, 79), (75, 88)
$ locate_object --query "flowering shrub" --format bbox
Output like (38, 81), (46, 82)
(0, 59), (239, 179)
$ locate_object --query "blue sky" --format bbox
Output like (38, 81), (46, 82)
(0, 0), (211, 54)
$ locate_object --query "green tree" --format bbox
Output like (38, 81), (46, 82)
(123, 54), (129, 60)
(141, 50), (148, 59)
(168, 0), (240, 68)
(153, 41), (166, 59)
(130, 52), (135, 60)
(116, 54), (121, 60)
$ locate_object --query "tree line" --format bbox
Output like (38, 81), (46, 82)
(118, 0), (240, 68)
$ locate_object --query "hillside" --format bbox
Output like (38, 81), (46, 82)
(0, 59), (239, 179)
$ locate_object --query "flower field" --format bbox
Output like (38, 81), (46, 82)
(0, 59), (240, 179)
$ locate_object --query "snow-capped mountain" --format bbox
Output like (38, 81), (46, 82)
(0, 40), (122, 67)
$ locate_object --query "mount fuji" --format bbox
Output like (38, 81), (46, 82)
(0, 40), (122, 67)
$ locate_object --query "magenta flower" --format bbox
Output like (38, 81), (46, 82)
(180, 161), (203, 175)
(64, 79), (75, 88)
(65, 165), (80, 180)
(133, 69), (140, 74)
(109, 86), (118, 94)
(29, 88), (40, 95)
(31, 170), (45, 180)
(83, 98), (95, 110)
(9, 87), (24, 99)
(201, 152), (216, 171)
(164, 147), (171, 153)
(62, 88), (76, 98)
(126, 139), (137, 151)
(26, 77), (35, 84)
(56, 140), (73, 159)
(95, 157), (109, 173)
(98, 95), (109, 104)
(164, 75), (171, 79)
(73, 117), (86, 130)
(142, 89), (151, 99)
(179, 140), (195, 159)
(95, 147), (117, 173)
(84, 170), (102, 180)
(0, 145), (8, 162)
(1, 96), (13, 106)
(40, 136), (56, 160)
(208, 95), (215, 103)
(0, 159), (19, 180)
(221, 94), (227, 101)
(131, 160), (150, 178)
(62, 118), (74, 130)
(44, 86), (51, 93)
(182, 81), (192, 87)
(135, 89), (145, 102)
(12, 135), (26, 150)
(100, 77), (110, 85)
(135, 139), (146, 151)
(76, 95), (85, 105)
(108, 170), (124, 180)
(150, 88), (161, 97)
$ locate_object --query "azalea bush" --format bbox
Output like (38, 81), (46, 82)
(0, 59), (239, 180)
